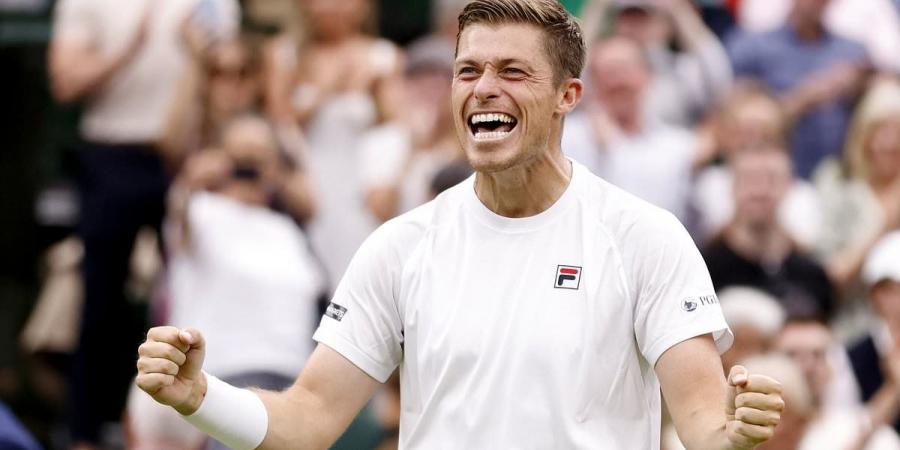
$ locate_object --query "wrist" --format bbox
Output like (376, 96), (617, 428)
(175, 371), (208, 416)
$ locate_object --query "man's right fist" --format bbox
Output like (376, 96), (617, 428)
(136, 326), (207, 415)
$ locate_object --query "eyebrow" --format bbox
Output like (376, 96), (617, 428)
(454, 58), (536, 71)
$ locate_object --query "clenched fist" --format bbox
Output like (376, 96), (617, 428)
(136, 326), (208, 415)
(725, 365), (784, 449)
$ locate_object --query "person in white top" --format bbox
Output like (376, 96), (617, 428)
(135, 1), (784, 449)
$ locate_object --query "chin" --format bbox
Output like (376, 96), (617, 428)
(463, 144), (524, 173)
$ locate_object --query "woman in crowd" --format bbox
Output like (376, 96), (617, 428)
(815, 79), (900, 296)
(264, 0), (404, 284)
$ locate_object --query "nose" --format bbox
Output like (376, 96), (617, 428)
(473, 69), (501, 102)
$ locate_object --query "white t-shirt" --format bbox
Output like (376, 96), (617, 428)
(562, 113), (696, 222)
(168, 192), (322, 379)
(52, 0), (239, 143)
(313, 160), (732, 449)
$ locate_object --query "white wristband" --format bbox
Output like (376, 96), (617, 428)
(182, 372), (269, 450)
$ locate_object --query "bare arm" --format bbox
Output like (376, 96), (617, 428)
(656, 335), (783, 450)
(48, 8), (150, 103)
(137, 327), (381, 450)
(256, 344), (381, 449)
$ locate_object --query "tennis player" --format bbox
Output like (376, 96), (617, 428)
(136, 1), (784, 448)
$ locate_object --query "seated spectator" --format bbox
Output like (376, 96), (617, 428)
(360, 38), (464, 223)
(727, 0), (870, 179)
(719, 287), (786, 372)
(692, 83), (823, 248)
(815, 79), (900, 294)
(127, 114), (323, 450)
(580, 0), (732, 125)
(847, 232), (900, 436)
(775, 316), (900, 449)
(702, 149), (835, 318)
(563, 35), (697, 221)
(263, 0), (405, 285)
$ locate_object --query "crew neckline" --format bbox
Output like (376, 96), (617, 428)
(463, 159), (582, 233)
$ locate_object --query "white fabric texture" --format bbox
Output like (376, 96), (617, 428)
(51, 0), (239, 143)
(183, 373), (268, 450)
(313, 160), (732, 449)
(167, 192), (322, 379)
(562, 113), (696, 221)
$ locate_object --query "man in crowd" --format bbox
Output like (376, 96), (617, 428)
(703, 149), (835, 318)
(727, 0), (870, 178)
(563, 35), (697, 221)
(136, 1), (783, 449)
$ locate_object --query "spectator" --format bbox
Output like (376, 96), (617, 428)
(775, 317), (900, 450)
(47, 0), (238, 447)
(815, 78), (900, 294)
(263, 0), (405, 284)
(719, 287), (786, 372)
(581, 0), (732, 125)
(563, 35), (697, 221)
(739, 0), (900, 74)
(727, 0), (870, 179)
(127, 114), (323, 450)
(161, 36), (263, 167)
(702, 149), (835, 318)
(691, 83), (823, 248)
(847, 231), (900, 436)
(360, 38), (464, 222)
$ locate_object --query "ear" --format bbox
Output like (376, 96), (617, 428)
(555, 77), (584, 116)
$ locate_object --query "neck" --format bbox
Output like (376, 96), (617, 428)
(725, 220), (792, 263)
(474, 150), (572, 218)
(789, 15), (824, 41)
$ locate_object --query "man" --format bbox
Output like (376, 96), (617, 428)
(727, 0), (869, 179)
(702, 149), (834, 319)
(562, 35), (697, 221)
(48, 0), (238, 447)
(136, 1), (783, 449)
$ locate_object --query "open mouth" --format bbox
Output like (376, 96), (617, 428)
(468, 112), (518, 141)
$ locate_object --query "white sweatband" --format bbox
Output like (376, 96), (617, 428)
(183, 373), (269, 450)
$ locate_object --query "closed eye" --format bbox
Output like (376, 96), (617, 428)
(456, 67), (479, 79)
(501, 68), (527, 79)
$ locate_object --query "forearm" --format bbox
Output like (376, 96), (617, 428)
(255, 387), (342, 450)
(49, 46), (130, 103)
(672, 408), (732, 450)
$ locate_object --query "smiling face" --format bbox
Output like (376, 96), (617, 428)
(452, 23), (580, 173)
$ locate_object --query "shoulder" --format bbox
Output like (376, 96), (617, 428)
(364, 178), (470, 256)
(576, 166), (693, 253)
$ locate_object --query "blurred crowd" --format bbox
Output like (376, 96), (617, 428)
(1, 0), (900, 449)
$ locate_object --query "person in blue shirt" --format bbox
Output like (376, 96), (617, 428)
(727, 0), (870, 179)
(0, 402), (41, 450)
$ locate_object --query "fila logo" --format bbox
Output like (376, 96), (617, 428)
(555, 265), (582, 290)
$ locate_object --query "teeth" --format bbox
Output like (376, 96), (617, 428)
(474, 130), (511, 140)
(470, 113), (515, 124)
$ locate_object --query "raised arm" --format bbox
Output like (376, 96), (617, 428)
(48, 4), (151, 103)
(656, 335), (783, 450)
(136, 326), (380, 450)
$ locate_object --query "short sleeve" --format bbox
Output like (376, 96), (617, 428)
(629, 211), (733, 367)
(52, 0), (96, 45)
(312, 224), (405, 383)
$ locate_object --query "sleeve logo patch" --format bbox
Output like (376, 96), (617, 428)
(325, 302), (348, 321)
(682, 295), (719, 312)
(555, 265), (582, 290)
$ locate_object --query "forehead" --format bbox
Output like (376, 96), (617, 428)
(456, 23), (550, 68)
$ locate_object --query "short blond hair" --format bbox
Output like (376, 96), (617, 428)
(457, 0), (585, 85)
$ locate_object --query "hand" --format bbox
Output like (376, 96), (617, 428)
(183, 151), (233, 190)
(725, 365), (784, 450)
(136, 326), (207, 415)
